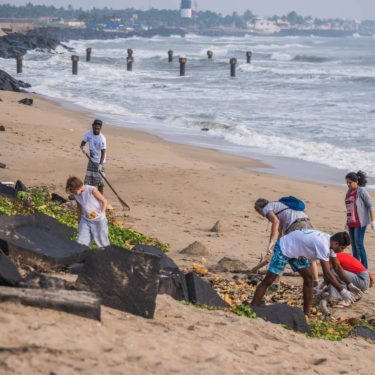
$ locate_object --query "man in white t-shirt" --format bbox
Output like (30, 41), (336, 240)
(251, 230), (363, 316)
(80, 119), (107, 194)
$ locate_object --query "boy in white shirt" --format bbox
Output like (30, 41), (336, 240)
(66, 176), (110, 249)
(251, 230), (363, 316)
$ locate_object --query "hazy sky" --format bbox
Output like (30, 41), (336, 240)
(1, 0), (374, 20)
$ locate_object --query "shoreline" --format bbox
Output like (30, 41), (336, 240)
(38, 91), (365, 189)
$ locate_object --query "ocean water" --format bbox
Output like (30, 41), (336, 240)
(2, 34), (375, 180)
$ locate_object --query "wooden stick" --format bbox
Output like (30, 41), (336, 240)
(0, 287), (101, 320)
(84, 152), (130, 211)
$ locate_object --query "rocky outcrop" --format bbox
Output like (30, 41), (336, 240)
(0, 69), (31, 92)
(0, 27), (186, 59)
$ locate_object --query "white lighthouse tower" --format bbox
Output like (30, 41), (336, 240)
(180, 0), (192, 18)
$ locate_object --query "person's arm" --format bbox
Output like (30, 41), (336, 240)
(320, 259), (344, 292)
(80, 140), (86, 154)
(361, 189), (375, 228)
(320, 260), (356, 302)
(266, 211), (280, 251)
(92, 188), (107, 213)
(330, 256), (352, 285)
(76, 201), (82, 222)
(99, 149), (106, 165)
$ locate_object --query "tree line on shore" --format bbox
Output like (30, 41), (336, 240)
(1, 3), (375, 31)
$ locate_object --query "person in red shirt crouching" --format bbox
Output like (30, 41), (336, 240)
(318, 248), (372, 308)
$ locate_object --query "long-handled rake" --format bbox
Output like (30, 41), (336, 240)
(84, 152), (130, 211)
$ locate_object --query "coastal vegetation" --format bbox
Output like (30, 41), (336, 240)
(0, 186), (169, 252)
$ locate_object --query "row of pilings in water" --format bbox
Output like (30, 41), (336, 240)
(14, 48), (253, 78)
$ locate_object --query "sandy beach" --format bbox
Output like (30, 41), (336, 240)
(1, 90), (375, 374)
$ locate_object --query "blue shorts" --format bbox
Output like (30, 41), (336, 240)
(268, 240), (311, 276)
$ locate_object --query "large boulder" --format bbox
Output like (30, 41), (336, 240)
(252, 304), (310, 334)
(133, 244), (188, 301)
(0, 70), (31, 92)
(76, 246), (160, 319)
(0, 213), (91, 270)
(185, 271), (229, 309)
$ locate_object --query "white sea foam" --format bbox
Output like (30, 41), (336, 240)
(9, 34), (375, 179)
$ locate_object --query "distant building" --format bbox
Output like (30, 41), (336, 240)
(251, 18), (280, 34)
(180, 0), (192, 18)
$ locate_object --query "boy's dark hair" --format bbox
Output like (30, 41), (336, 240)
(345, 170), (368, 187)
(254, 198), (269, 211)
(66, 176), (83, 194)
(330, 232), (351, 247)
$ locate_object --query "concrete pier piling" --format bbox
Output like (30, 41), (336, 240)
(168, 50), (173, 63)
(16, 54), (23, 74)
(179, 57), (187, 76)
(246, 51), (252, 64)
(230, 58), (237, 77)
(86, 48), (92, 62)
(207, 50), (213, 59)
(71, 55), (79, 75)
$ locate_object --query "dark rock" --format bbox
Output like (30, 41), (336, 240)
(15, 180), (27, 193)
(201, 128), (209, 131)
(351, 326), (375, 341)
(20, 272), (75, 290)
(18, 98), (33, 106)
(76, 245), (160, 319)
(133, 244), (188, 301)
(0, 125), (5, 131)
(185, 271), (229, 308)
(252, 304), (310, 334)
(0, 69), (31, 92)
(0, 162), (5, 169)
(0, 27), (186, 60)
(0, 250), (22, 286)
(0, 182), (16, 198)
(51, 193), (67, 204)
(0, 213), (91, 270)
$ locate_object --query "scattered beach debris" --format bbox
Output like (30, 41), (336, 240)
(76, 246), (160, 319)
(252, 303), (311, 334)
(51, 193), (67, 204)
(0, 125), (5, 131)
(133, 244), (189, 301)
(0, 286), (100, 320)
(0, 162), (6, 169)
(185, 271), (229, 308)
(20, 272), (75, 290)
(0, 213), (91, 270)
(210, 257), (248, 273)
(0, 250), (22, 286)
(180, 241), (212, 256)
(210, 220), (230, 233)
(18, 98), (33, 106)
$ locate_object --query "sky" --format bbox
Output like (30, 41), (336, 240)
(1, 0), (375, 20)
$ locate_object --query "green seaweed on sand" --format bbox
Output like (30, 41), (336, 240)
(0, 186), (169, 252)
